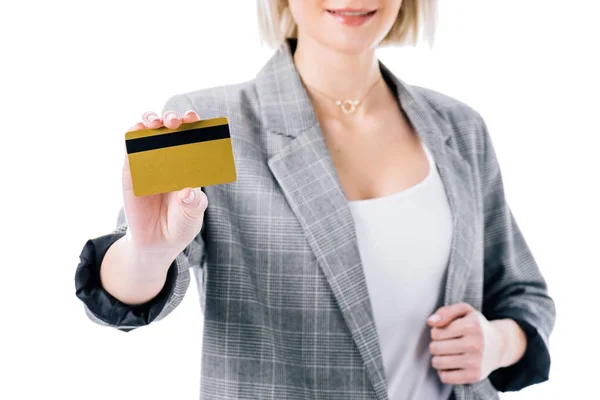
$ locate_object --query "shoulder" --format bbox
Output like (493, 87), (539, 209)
(408, 84), (491, 156)
(162, 79), (261, 127)
(406, 85), (500, 182)
(409, 85), (486, 129)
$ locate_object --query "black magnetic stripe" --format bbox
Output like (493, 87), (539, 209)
(126, 124), (230, 154)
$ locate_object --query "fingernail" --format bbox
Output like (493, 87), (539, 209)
(182, 189), (196, 204)
(143, 112), (159, 123)
(184, 110), (196, 116)
(164, 111), (177, 122)
(428, 314), (441, 323)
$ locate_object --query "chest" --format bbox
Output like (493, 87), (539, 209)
(319, 113), (431, 201)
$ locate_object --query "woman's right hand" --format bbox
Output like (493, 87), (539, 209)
(121, 110), (208, 260)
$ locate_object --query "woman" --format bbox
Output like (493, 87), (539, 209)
(75, 0), (555, 399)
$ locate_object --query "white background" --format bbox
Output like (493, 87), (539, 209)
(1, 1), (599, 399)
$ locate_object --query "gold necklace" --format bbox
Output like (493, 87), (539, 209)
(305, 77), (382, 115)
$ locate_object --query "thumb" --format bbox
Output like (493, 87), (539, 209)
(427, 302), (474, 328)
(177, 187), (208, 218)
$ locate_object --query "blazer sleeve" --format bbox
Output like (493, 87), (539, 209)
(476, 114), (556, 391)
(74, 94), (206, 332)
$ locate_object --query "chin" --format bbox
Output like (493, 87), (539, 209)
(310, 30), (384, 55)
(302, 16), (390, 55)
(326, 35), (380, 54)
(320, 8), (392, 54)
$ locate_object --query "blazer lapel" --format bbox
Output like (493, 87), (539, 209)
(256, 39), (477, 399)
(383, 67), (478, 400)
(382, 64), (478, 305)
(258, 40), (389, 400)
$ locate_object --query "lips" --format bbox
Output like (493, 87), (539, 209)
(327, 8), (377, 26)
(327, 9), (377, 16)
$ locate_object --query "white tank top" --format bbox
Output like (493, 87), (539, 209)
(348, 143), (453, 400)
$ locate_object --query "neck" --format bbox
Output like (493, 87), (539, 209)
(293, 35), (384, 117)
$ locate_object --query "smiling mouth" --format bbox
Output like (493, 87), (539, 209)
(327, 9), (377, 17)
(326, 8), (378, 26)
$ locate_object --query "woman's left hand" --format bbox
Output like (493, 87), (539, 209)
(426, 302), (514, 385)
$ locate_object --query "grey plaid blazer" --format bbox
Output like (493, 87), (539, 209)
(76, 39), (555, 400)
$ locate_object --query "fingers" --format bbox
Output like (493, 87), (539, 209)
(427, 302), (474, 328)
(133, 110), (200, 130)
(162, 110), (182, 129)
(428, 305), (487, 386)
(431, 354), (471, 371)
(431, 314), (480, 341)
(123, 109), (201, 196)
(438, 369), (482, 385)
(182, 110), (200, 123)
(431, 349), (485, 385)
(142, 111), (163, 129)
(128, 122), (146, 131)
(429, 337), (483, 356)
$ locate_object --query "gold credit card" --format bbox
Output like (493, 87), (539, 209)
(125, 117), (237, 196)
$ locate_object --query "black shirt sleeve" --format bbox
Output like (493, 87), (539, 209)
(487, 311), (551, 392)
(74, 232), (178, 332)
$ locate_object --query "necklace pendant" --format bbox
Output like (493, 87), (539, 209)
(339, 99), (359, 114)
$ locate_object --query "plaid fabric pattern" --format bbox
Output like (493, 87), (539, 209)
(82, 39), (555, 399)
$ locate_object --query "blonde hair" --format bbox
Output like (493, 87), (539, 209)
(256, 0), (438, 49)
